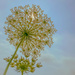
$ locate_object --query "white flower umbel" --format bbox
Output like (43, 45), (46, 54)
(4, 55), (42, 75)
(4, 4), (57, 75)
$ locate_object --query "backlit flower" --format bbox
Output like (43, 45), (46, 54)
(4, 4), (57, 75)
(4, 4), (57, 52)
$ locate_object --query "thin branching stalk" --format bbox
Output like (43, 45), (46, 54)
(3, 37), (25, 75)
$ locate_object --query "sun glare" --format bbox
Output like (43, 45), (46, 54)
(31, 13), (35, 21)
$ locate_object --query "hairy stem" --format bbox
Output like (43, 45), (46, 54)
(3, 37), (24, 75)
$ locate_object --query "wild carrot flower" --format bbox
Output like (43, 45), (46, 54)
(4, 4), (57, 50)
(4, 55), (42, 75)
(4, 4), (57, 75)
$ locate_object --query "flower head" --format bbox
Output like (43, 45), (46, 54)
(4, 4), (57, 52)
(4, 55), (42, 74)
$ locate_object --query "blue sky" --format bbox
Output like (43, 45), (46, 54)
(0, 0), (75, 75)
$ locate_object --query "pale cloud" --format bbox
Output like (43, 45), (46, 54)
(35, 56), (75, 75)
(56, 57), (75, 75)
(39, 53), (55, 64)
(37, 50), (75, 75)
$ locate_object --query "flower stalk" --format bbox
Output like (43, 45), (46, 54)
(21, 71), (23, 75)
(3, 37), (25, 75)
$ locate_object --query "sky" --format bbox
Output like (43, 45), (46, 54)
(0, 0), (75, 75)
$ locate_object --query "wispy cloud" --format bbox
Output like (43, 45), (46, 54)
(38, 52), (75, 75)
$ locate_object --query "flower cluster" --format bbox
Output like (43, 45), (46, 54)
(4, 4), (57, 75)
(4, 4), (57, 53)
(4, 54), (42, 74)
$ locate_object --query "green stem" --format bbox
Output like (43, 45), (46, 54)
(3, 37), (24, 75)
(21, 71), (23, 75)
